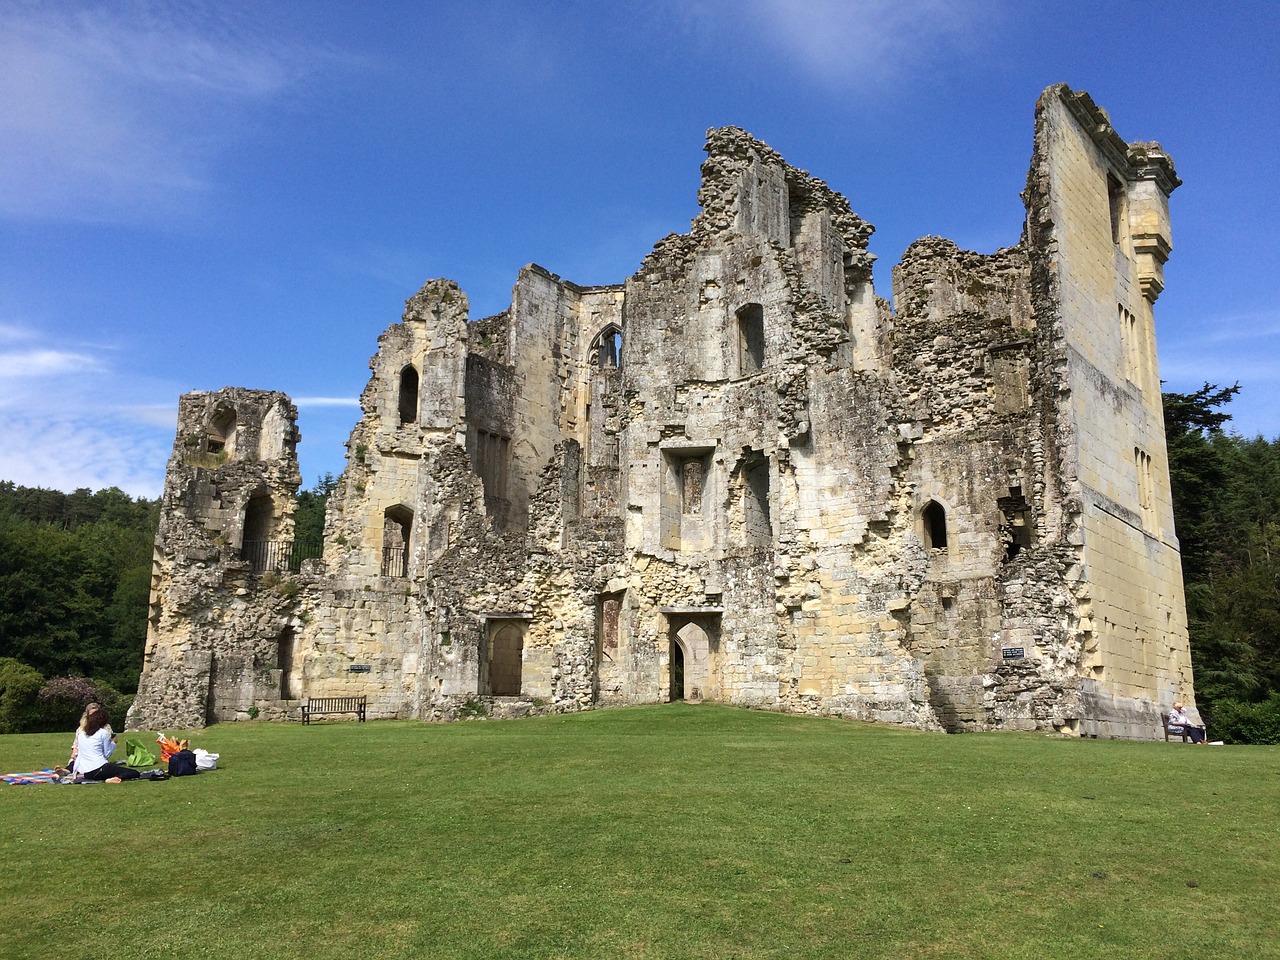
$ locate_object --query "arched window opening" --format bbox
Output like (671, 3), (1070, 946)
(208, 407), (237, 456)
(488, 622), (524, 696)
(398, 365), (419, 425)
(590, 324), (624, 369)
(922, 500), (948, 551)
(737, 303), (765, 375)
(382, 506), (412, 577)
(241, 493), (275, 571)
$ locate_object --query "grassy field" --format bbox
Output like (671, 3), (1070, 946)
(1, 704), (1277, 959)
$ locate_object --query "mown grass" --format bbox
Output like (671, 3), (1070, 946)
(1, 704), (1277, 959)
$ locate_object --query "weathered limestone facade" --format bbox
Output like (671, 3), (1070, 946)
(131, 85), (1198, 738)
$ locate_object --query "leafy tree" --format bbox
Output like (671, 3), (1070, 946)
(1164, 384), (1280, 741)
(0, 657), (44, 734)
(294, 472), (336, 556)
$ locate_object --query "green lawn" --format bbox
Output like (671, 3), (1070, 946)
(1, 705), (1277, 959)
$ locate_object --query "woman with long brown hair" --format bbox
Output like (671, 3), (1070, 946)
(74, 705), (139, 782)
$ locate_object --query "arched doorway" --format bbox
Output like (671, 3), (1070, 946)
(669, 639), (686, 702)
(666, 613), (720, 702)
(488, 621), (524, 696)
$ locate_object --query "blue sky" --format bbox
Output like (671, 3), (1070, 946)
(1, 0), (1277, 498)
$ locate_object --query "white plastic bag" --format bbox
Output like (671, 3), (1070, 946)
(194, 748), (219, 771)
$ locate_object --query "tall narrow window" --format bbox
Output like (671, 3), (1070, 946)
(737, 303), (765, 375)
(1107, 173), (1127, 246)
(744, 457), (771, 546)
(598, 593), (623, 662)
(1135, 448), (1155, 526)
(922, 500), (947, 550)
(398, 365), (419, 424)
(590, 324), (623, 369)
(382, 506), (412, 577)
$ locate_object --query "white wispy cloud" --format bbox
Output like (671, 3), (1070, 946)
(0, 318), (177, 495)
(0, 3), (326, 224)
(0, 412), (171, 497)
(671, 0), (996, 88)
(0, 348), (102, 379)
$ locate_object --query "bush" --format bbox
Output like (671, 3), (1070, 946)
(1207, 693), (1280, 745)
(37, 674), (101, 731)
(0, 657), (44, 734)
(33, 675), (133, 734)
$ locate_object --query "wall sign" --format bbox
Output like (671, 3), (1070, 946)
(1001, 647), (1026, 660)
(348, 664), (371, 673)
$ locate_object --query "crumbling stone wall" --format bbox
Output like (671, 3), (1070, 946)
(132, 84), (1197, 738)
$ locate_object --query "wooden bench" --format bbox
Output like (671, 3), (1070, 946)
(301, 696), (368, 724)
(1161, 713), (1205, 743)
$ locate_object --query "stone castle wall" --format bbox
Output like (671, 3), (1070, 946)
(131, 84), (1199, 737)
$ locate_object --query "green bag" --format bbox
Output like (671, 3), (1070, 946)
(124, 740), (157, 767)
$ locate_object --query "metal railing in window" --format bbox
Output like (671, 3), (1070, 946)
(240, 539), (323, 573)
(381, 545), (408, 578)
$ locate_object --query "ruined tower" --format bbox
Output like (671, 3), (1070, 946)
(132, 84), (1195, 738)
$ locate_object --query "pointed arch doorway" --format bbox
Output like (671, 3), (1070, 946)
(662, 608), (723, 703)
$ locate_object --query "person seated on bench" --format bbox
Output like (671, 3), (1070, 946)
(1169, 701), (1207, 744)
(73, 705), (139, 782)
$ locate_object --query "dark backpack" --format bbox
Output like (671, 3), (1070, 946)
(169, 749), (198, 777)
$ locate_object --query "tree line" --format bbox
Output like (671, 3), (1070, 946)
(1165, 385), (1280, 743)
(0, 412), (1277, 740)
(0, 484), (158, 732)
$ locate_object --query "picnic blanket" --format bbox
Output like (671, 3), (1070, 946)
(3, 768), (170, 785)
(2, 769), (72, 785)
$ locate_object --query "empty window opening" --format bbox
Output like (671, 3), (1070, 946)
(398, 365), (419, 424)
(922, 501), (948, 550)
(278, 627), (296, 700)
(998, 486), (1033, 562)
(382, 506), (412, 577)
(744, 457), (772, 545)
(661, 449), (712, 551)
(737, 303), (765, 375)
(590, 324), (624, 369)
(1107, 173), (1127, 246)
(488, 622), (524, 696)
(207, 407), (237, 456)
(241, 493), (275, 571)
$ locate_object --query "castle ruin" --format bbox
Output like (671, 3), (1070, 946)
(130, 84), (1197, 737)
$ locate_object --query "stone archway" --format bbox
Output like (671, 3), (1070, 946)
(666, 614), (721, 702)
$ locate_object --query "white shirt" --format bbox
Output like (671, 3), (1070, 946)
(74, 728), (115, 776)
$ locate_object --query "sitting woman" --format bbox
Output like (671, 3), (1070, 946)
(56, 701), (106, 777)
(1169, 701), (1207, 744)
(74, 705), (139, 782)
